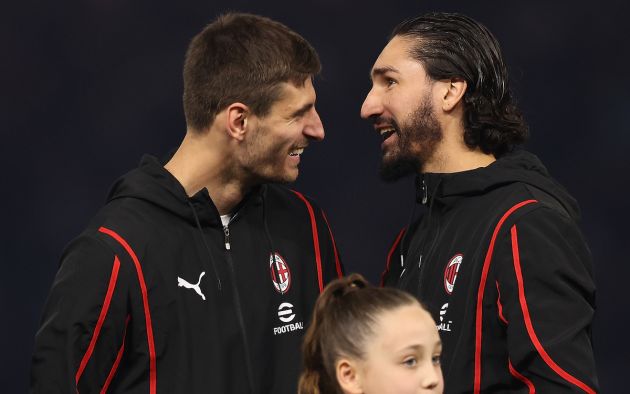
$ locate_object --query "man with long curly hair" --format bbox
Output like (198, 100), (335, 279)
(362, 12), (598, 393)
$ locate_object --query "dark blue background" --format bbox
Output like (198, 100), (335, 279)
(2, 0), (628, 392)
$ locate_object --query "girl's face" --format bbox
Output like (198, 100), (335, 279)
(343, 304), (444, 394)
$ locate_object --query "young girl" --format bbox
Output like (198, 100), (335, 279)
(299, 273), (443, 394)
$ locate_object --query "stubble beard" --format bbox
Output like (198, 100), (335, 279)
(242, 124), (296, 185)
(380, 94), (443, 182)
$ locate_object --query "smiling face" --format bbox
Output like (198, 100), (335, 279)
(242, 78), (324, 184)
(354, 304), (443, 394)
(361, 36), (444, 179)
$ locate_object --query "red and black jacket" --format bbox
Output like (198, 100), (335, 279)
(382, 150), (598, 393)
(31, 155), (343, 393)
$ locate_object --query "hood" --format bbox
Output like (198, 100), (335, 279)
(106, 155), (223, 227)
(420, 150), (581, 220)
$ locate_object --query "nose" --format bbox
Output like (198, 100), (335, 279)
(420, 364), (443, 391)
(360, 87), (383, 120)
(304, 108), (325, 141)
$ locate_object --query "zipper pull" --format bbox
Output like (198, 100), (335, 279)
(422, 180), (428, 205)
(223, 225), (231, 250)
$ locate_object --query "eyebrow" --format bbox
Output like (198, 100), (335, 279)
(290, 102), (314, 118)
(400, 341), (442, 353)
(370, 66), (400, 79)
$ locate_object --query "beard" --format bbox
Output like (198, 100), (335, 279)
(241, 124), (301, 185)
(380, 93), (443, 182)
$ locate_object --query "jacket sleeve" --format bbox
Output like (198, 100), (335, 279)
(493, 206), (599, 392)
(31, 234), (130, 393)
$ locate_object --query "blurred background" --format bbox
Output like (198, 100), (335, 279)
(2, 0), (628, 392)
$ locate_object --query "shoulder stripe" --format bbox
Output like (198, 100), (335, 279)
(321, 210), (343, 278)
(98, 227), (157, 394)
(75, 256), (121, 388)
(100, 315), (130, 394)
(291, 191), (324, 292)
(510, 225), (596, 394)
(508, 359), (536, 393)
(380, 228), (406, 286)
(474, 199), (537, 394)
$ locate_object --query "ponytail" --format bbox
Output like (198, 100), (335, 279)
(297, 370), (321, 394)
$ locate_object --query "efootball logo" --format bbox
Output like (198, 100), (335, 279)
(277, 302), (296, 323)
(270, 253), (291, 294)
(444, 254), (463, 295)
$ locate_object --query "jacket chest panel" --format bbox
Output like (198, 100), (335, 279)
(403, 204), (506, 337)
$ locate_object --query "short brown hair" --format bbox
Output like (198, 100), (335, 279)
(298, 274), (421, 394)
(183, 13), (321, 131)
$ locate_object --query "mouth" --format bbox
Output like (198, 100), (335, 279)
(377, 126), (397, 142)
(289, 147), (305, 157)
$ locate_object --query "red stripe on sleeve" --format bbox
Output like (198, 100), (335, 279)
(321, 210), (343, 278)
(291, 191), (324, 292)
(75, 256), (121, 387)
(100, 315), (131, 394)
(510, 225), (596, 394)
(496, 281), (509, 325)
(474, 199), (537, 394)
(98, 227), (157, 394)
(380, 228), (406, 286)
(508, 359), (536, 393)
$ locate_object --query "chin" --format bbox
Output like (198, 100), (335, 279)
(283, 173), (299, 184)
(284, 167), (299, 183)
(379, 157), (419, 182)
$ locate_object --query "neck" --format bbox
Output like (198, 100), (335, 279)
(423, 118), (496, 173)
(424, 147), (495, 173)
(164, 130), (250, 215)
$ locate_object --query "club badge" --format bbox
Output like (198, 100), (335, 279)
(270, 253), (291, 294)
(444, 254), (463, 295)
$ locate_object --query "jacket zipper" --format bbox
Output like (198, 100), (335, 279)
(223, 225), (231, 250)
(399, 179), (428, 282)
(416, 216), (441, 297)
(222, 221), (255, 393)
(411, 179), (441, 296)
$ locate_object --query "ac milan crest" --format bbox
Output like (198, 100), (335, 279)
(444, 254), (463, 295)
(270, 253), (292, 294)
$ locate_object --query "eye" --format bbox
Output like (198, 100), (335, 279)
(403, 357), (417, 367)
(432, 354), (441, 366)
(386, 78), (397, 88)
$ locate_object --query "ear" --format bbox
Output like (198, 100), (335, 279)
(336, 358), (363, 394)
(440, 77), (467, 112)
(225, 103), (250, 141)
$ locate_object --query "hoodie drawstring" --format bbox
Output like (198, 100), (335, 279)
(187, 201), (222, 291)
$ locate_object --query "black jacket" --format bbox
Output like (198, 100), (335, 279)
(31, 156), (343, 393)
(382, 151), (598, 393)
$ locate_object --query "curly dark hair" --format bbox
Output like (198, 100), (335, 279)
(391, 12), (528, 157)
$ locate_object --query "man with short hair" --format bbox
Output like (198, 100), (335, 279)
(362, 12), (598, 393)
(32, 13), (342, 393)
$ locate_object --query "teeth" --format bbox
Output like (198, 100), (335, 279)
(379, 127), (395, 136)
(379, 127), (396, 141)
(289, 148), (304, 157)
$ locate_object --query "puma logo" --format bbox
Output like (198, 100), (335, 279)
(177, 272), (206, 301)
